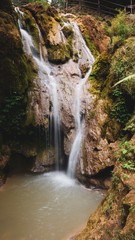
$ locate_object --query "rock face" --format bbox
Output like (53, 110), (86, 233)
(72, 136), (135, 240)
(79, 15), (110, 53)
(71, 11), (135, 240)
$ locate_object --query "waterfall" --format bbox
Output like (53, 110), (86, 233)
(16, 7), (62, 169)
(67, 23), (94, 178)
(16, 7), (94, 177)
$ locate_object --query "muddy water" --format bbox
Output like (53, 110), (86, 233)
(0, 172), (103, 240)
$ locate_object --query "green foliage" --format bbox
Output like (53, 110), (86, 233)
(111, 88), (130, 125)
(83, 33), (98, 58)
(117, 140), (135, 171)
(113, 74), (135, 88)
(107, 11), (135, 48)
(122, 161), (135, 171)
(118, 141), (134, 162)
(110, 38), (135, 82)
(0, 93), (26, 135)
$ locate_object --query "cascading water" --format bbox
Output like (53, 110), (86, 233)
(67, 23), (94, 178)
(16, 7), (94, 177)
(16, 7), (62, 169)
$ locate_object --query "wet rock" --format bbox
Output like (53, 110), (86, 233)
(31, 147), (55, 173)
(78, 99), (119, 178)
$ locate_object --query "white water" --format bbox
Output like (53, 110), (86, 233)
(67, 23), (94, 178)
(16, 10), (62, 169)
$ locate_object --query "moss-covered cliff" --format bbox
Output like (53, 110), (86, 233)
(72, 11), (135, 240)
(0, 0), (36, 185)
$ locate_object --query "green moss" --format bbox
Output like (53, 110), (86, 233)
(22, 11), (40, 50)
(89, 53), (111, 96)
(47, 25), (73, 64)
(62, 25), (73, 38)
(103, 192), (115, 215)
(48, 43), (71, 64)
(91, 53), (110, 80)
(83, 33), (99, 58)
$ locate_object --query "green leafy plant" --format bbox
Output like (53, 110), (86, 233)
(122, 161), (135, 171)
(113, 74), (135, 88)
(111, 88), (130, 125)
(118, 141), (134, 162)
(117, 141), (135, 171)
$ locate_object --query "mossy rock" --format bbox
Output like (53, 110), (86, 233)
(20, 9), (40, 51)
(91, 52), (110, 81)
(48, 43), (71, 64)
(0, 4), (35, 136)
(82, 32), (99, 58)
(23, 3), (58, 45)
(62, 25), (73, 38)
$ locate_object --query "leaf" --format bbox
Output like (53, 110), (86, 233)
(113, 74), (135, 87)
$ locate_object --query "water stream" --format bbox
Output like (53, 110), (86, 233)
(67, 23), (94, 178)
(0, 172), (103, 240)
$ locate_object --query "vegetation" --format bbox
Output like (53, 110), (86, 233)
(0, 93), (26, 136)
(116, 140), (135, 172)
(107, 11), (135, 49)
(89, 11), (135, 129)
